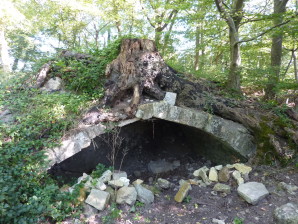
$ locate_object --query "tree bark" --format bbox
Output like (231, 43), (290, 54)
(293, 50), (298, 82)
(265, 0), (289, 99)
(214, 0), (244, 92)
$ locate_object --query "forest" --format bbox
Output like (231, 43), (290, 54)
(0, 0), (297, 223)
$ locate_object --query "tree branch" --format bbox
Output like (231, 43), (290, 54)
(236, 19), (292, 44)
(160, 9), (178, 31)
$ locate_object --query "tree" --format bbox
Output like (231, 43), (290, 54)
(265, 0), (289, 99)
(214, 0), (245, 92)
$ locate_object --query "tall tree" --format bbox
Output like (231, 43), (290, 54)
(265, 0), (289, 99)
(214, 0), (245, 92)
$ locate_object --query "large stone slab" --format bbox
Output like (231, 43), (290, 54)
(274, 203), (298, 224)
(136, 102), (256, 160)
(237, 182), (269, 205)
(85, 189), (110, 211)
(134, 184), (154, 204)
(116, 186), (137, 205)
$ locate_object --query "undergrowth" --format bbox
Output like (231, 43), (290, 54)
(0, 38), (122, 223)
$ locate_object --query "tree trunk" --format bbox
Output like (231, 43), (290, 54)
(194, 25), (200, 71)
(227, 27), (241, 91)
(293, 50), (298, 82)
(155, 27), (162, 49)
(265, 0), (289, 99)
(98, 38), (298, 162)
(0, 30), (11, 73)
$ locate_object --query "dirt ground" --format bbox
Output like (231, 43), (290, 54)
(78, 162), (297, 224)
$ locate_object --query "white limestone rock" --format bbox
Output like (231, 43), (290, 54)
(209, 167), (218, 182)
(116, 186), (137, 205)
(274, 203), (298, 224)
(232, 170), (244, 185)
(237, 182), (269, 205)
(85, 189), (110, 211)
(135, 184), (154, 204)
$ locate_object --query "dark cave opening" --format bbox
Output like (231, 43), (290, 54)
(49, 119), (246, 182)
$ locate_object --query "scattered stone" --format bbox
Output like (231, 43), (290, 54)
(212, 218), (225, 224)
(157, 178), (170, 189)
(95, 180), (107, 191)
(274, 203), (298, 224)
(133, 179), (144, 185)
(209, 167), (218, 182)
(119, 177), (130, 186)
(226, 164), (235, 169)
(179, 179), (188, 186)
(232, 170), (244, 185)
(234, 163), (252, 175)
(78, 173), (89, 184)
(237, 182), (269, 205)
(41, 77), (63, 92)
(188, 179), (200, 185)
(113, 171), (127, 180)
(215, 165), (223, 171)
(198, 169), (211, 185)
(163, 92), (177, 105)
(105, 186), (116, 203)
(218, 167), (230, 182)
(108, 179), (124, 188)
(213, 183), (231, 194)
(278, 182), (298, 195)
(174, 182), (192, 203)
(0, 109), (14, 123)
(135, 184), (154, 204)
(99, 170), (112, 183)
(116, 186), (137, 205)
(148, 159), (179, 174)
(83, 203), (99, 217)
(85, 189), (110, 211)
(193, 166), (209, 177)
(211, 191), (218, 196)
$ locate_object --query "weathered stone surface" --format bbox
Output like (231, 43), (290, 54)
(278, 182), (298, 195)
(198, 169), (211, 185)
(163, 92), (177, 105)
(41, 77), (63, 92)
(113, 171), (127, 180)
(95, 180), (107, 191)
(136, 102), (256, 161)
(45, 124), (106, 168)
(148, 159), (179, 174)
(105, 186), (116, 203)
(209, 167), (218, 182)
(133, 179), (144, 185)
(135, 184), (154, 204)
(0, 109), (14, 123)
(174, 182), (191, 203)
(119, 177), (130, 186)
(237, 182), (269, 205)
(116, 186), (137, 205)
(215, 165), (223, 171)
(274, 203), (298, 224)
(213, 183), (231, 194)
(157, 178), (171, 189)
(234, 163), (252, 175)
(99, 170), (112, 183)
(193, 166), (209, 177)
(232, 170), (244, 185)
(83, 203), (99, 217)
(108, 179), (124, 188)
(218, 167), (230, 182)
(85, 189), (110, 211)
(212, 218), (225, 224)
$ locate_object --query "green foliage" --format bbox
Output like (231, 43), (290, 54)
(102, 203), (122, 224)
(52, 38), (122, 99)
(233, 217), (244, 224)
(0, 75), (91, 222)
(182, 195), (192, 203)
(90, 163), (112, 179)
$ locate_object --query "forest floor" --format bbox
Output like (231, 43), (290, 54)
(80, 155), (298, 224)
